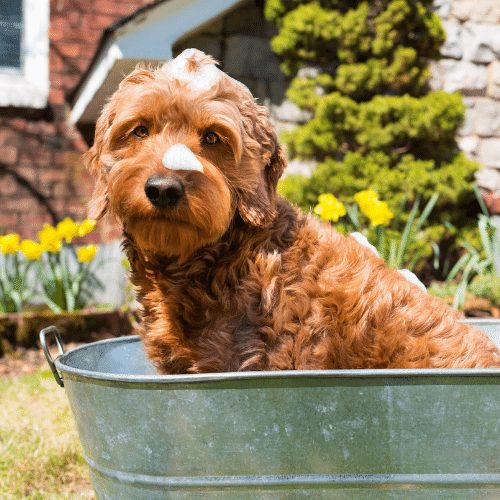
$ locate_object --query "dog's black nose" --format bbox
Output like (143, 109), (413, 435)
(144, 175), (184, 208)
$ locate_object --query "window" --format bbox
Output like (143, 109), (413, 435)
(0, 0), (49, 108)
(0, 0), (23, 69)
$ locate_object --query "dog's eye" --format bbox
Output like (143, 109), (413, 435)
(132, 125), (149, 138)
(203, 131), (219, 145)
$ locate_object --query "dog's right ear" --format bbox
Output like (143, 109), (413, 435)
(84, 102), (113, 220)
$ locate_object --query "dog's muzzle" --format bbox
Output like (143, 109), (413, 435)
(144, 174), (184, 209)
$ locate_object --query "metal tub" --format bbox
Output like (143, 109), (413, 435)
(40, 322), (500, 499)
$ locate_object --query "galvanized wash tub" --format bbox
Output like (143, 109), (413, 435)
(40, 322), (500, 499)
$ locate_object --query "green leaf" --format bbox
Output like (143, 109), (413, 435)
(446, 253), (470, 282)
(395, 197), (420, 268)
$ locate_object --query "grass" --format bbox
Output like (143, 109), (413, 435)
(0, 369), (93, 499)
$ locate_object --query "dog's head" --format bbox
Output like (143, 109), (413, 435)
(86, 49), (287, 259)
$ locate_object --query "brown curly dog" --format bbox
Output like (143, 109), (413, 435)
(86, 49), (499, 373)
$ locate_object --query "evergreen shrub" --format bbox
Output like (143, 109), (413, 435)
(265, 0), (480, 277)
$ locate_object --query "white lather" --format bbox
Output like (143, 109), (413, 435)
(162, 48), (222, 92)
(162, 143), (204, 172)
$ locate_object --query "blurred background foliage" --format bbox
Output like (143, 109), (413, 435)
(265, 0), (481, 282)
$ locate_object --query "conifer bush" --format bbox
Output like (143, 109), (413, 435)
(265, 0), (479, 276)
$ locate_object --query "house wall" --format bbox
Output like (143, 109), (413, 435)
(0, 0), (152, 241)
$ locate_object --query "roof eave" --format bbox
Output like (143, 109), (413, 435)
(69, 0), (246, 125)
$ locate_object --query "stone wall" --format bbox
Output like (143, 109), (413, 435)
(432, 0), (500, 212)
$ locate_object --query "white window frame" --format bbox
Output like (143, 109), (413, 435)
(0, 0), (49, 108)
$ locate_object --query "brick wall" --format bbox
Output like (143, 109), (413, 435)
(0, 0), (153, 242)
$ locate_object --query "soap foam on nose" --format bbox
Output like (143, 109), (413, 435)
(162, 48), (222, 92)
(162, 143), (204, 172)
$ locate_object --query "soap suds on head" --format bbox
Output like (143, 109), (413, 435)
(162, 48), (222, 92)
(162, 143), (204, 172)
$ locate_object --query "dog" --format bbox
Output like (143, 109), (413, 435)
(86, 49), (500, 373)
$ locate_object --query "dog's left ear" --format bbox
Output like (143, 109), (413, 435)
(237, 103), (287, 227)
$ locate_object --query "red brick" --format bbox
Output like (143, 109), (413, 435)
(9, 118), (28, 132)
(57, 42), (81, 58)
(25, 121), (56, 136)
(0, 176), (18, 196)
(51, 181), (71, 198)
(70, 134), (88, 153)
(17, 166), (38, 183)
(62, 73), (80, 89)
(39, 169), (66, 183)
(80, 14), (116, 31)
(62, 202), (88, 219)
(94, 3), (141, 17)
(72, 29), (101, 44)
(0, 128), (15, 143)
(68, 11), (83, 28)
(2, 196), (36, 212)
(49, 16), (68, 30)
(0, 213), (19, 231)
(49, 26), (65, 41)
(54, 149), (83, 167)
(52, 199), (67, 213)
(49, 88), (66, 105)
(49, 53), (66, 72)
(0, 146), (18, 164)
(18, 213), (52, 236)
(31, 149), (53, 167)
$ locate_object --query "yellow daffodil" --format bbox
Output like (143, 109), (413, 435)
(20, 239), (44, 260)
(0, 233), (20, 254)
(354, 189), (379, 212)
(314, 193), (347, 222)
(77, 244), (97, 263)
(57, 217), (79, 244)
(77, 218), (97, 237)
(364, 200), (394, 227)
(38, 224), (62, 253)
(353, 190), (393, 227)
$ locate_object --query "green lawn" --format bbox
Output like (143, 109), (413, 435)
(0, 369), (93, 499)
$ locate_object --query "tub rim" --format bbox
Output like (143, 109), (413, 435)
(51, 334), (500, 386)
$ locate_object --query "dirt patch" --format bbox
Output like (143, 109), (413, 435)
(0, 342), (85, 378)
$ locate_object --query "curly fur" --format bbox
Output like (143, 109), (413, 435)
(86, 51), (500, 373)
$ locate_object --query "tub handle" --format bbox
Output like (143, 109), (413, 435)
(39, 326), (65, 387)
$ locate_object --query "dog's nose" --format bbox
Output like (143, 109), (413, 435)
(144, 175), (184, 208)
